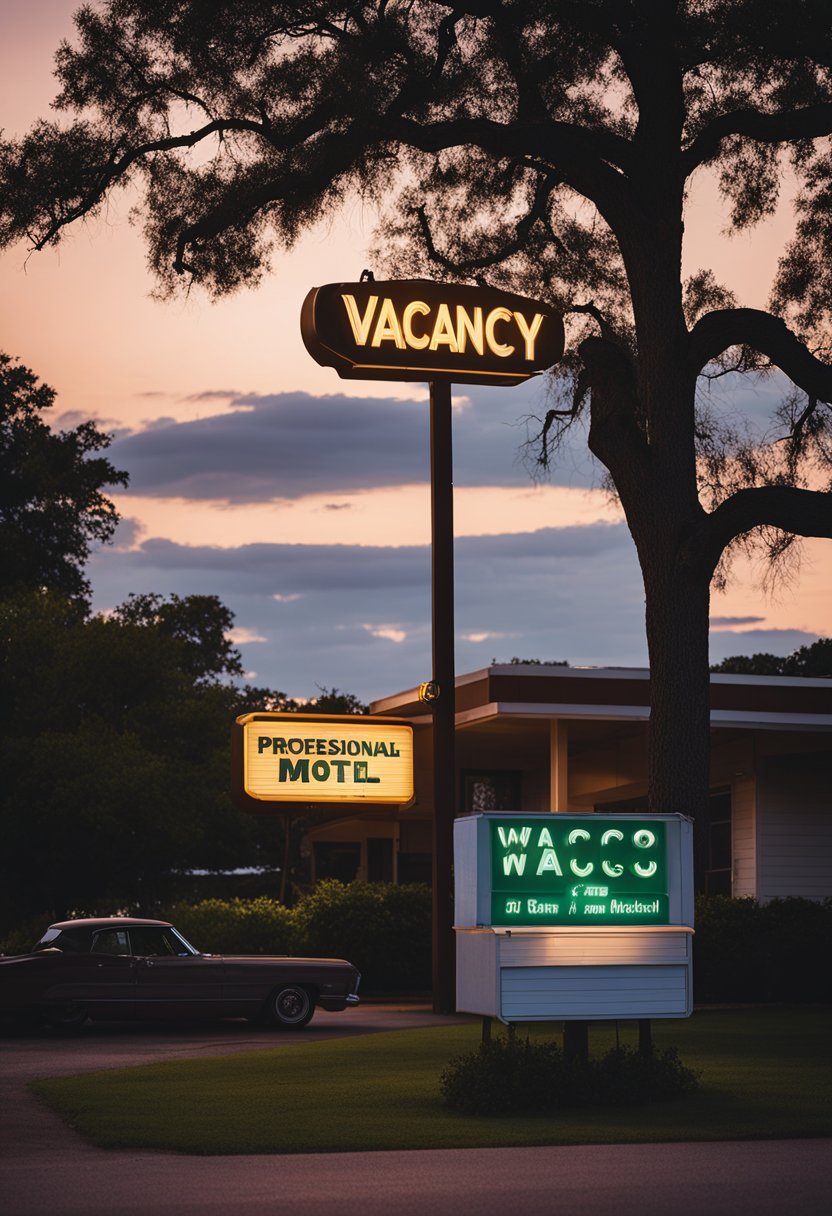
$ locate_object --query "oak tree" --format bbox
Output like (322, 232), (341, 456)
(2, 1), (831, 826)
(0, 352), (127, 606)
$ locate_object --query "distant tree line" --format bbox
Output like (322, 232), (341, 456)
(712, 638), (831, 678)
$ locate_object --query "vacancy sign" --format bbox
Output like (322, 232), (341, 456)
(301, 279), (564, 385)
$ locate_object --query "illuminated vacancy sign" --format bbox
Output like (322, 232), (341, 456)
(301, 280), (564, 386)
(491, 817), (668, 926)
(238, 713), (414, 805)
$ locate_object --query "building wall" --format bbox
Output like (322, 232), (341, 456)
(756, 750), (832, 901)
(729, 775), (757, 897)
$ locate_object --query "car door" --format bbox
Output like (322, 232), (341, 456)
(129, 926), (223, 1019)
(55, 928), (138, 1018)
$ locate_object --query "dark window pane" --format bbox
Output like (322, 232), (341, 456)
(91, 929), (130, 955)
(710, 821), (732, 871)
(463, 771), (521, 813)
(368, 837), (393, 882)
(706, 869), (732, 896)
(129, 928), (178, 957)
(314, 842), (360, 883)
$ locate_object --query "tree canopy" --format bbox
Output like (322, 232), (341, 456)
(2, 1), (831, 817)
(0, 352), (127, 606)
(0, 588), (368, 924)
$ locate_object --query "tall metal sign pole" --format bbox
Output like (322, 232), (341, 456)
(301, 279), (564, 1013)
(429, 378), (456, 1012)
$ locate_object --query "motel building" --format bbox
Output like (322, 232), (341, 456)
(306, 663), (832, 901)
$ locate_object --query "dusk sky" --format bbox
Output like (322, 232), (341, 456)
(1, 0), (829, 703)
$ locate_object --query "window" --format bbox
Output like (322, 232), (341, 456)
(314, 842), (361, 883)
(91, 929), (130, 956)
(702, 788), (732, 895)
(367, 837), (394, 882)
(128, 927), (182, 957)
(462, 770), (521, 813)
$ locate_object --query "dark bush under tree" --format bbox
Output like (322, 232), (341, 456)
(440, 1036), (700, 1116)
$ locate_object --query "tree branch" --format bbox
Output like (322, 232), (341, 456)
(413, 169), (562, 275)
(703, 485), (832, 564)
(580, 334), (651, 497)
(384, 114), (635, 179)
(689, 308), (832, 402)
(682, 102), (832, 174)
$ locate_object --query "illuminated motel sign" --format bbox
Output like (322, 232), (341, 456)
(454, 813), (695, 1021)
(233, 713), (414, 809)
(490, 818), (669, 926)
(301, 280), (565, 386)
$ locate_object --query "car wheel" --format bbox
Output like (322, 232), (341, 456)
(266, 985), (314, 1029)
(47, 1003), (88, 1030)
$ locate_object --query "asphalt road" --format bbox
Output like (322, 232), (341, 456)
(2, 1007), (830, 1216)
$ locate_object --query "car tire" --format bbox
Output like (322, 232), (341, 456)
(266, 985), (314, 1029)
(47, 1003), (88, 1030)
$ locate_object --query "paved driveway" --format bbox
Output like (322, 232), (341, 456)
(2, 1008), (829, 1216)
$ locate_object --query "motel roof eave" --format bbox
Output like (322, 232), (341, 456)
(370, 664), (832, 732)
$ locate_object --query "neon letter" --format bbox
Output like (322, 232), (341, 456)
(485, 307), (515, 356)
(456, 306), (484, 355)
(497, 826), (532, 848)
(429, 303), (459, 351)
(503, 853), (527, 876)
(402, 300), (430, 349)
(342, 294), (378, 345)
(568, 827), (593, 877)
(536, 848), (563, 876)
(371, 297), (406, 348)
(513, 311), (544, 360)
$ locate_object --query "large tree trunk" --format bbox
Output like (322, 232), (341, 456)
(642, 548), (712, 867)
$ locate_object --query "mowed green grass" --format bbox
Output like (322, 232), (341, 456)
(31, 1007), (832, 1155)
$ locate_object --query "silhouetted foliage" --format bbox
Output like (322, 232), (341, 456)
(2, 2), (830, 817)
(0, 589), (365, 924)
(0, 352), (127, 606)
(440, 1036), (699, 1115)
(712, 637), (832, 678)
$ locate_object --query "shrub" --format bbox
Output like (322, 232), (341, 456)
(292, 880), (431, 991)
(693, 895), (832, 1003)
(0, 916), (47, 956)
(440, 1036), (569, 1115)
(165, 897), (295, 955)
(759, 897), (832, 1002)
(592, 1045), (700, 1106)
(440, 1036), (700, 1116)
(693, 895), (766, 1002)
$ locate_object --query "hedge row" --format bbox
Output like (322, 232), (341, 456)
(692, 894), (832, 1003)
(2, 890), (829, 1001)
(167, 881), (432, 993)
(169, 891), (831, 1001)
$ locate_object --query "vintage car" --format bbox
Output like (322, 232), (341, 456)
(0, 917), (360, 1029)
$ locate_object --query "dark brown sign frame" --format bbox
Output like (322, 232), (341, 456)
(301, 279), (564, 386)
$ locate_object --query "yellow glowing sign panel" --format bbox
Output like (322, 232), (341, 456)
(240, 714), (414, 804)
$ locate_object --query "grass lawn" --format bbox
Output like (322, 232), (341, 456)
(31, 1006), (832, 1155)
